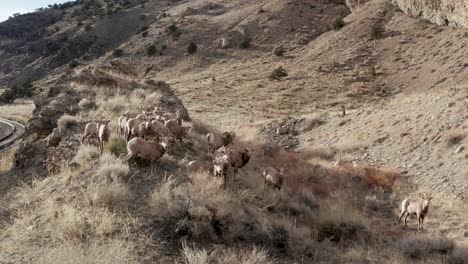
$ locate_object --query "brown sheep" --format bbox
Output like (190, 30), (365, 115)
(398, 194), (433, 231)
(126, 113), (146, 141)
(165, 119), (188, 141)
(229, 148), (253, 176)
(124, 137), (175, 175)
(206, 131), (235, 154)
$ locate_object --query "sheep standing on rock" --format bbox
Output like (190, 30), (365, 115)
(263, 166), (286, 190)
(81, 121), (100, 144)
(98, 121), (111, 154)
(398, 194), (433, 231)
(124, 137), (175, 175)
(206, 131), (235, 154)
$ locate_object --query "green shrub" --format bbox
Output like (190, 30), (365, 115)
(369, 22), (384, 39)
(146, 45), (157, 56)
(11, 82), (34, 98)
(0, 89), (16, 103)
(270, 66), (288, 80)
(69, 60), (79, 69)
(239, 37), (251, 49)
(113, 49), (124, 57)
(105, 137), (128, 157)
(330, 17), (345, 31)
(186, 42), (197, 54)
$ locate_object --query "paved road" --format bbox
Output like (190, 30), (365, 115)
(0, 119), (25, 152)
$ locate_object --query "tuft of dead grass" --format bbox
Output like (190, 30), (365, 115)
(0, 144), (18, 173)
(86, 180), (129, 209)
(36, 240), (137, 264)
(182, 243), (272, 264)
(54, 205), (86, 241)
(74, 145), (100, 167)
(398, 235), (454, 259)
(57, 114), (79, 130)
(445, 131), (465, 147)
(149, 176), (188, 218)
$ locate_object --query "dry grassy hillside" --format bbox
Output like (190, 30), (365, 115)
(0, 0), (468, 263)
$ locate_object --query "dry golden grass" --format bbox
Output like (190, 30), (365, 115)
(86, 180), (129, 209)
(149, 176), (188, 218)
(35, 240), (137, 264)
(57, 114), (79, 130)
(74, 145), (100, 166)
(0, 144), (18, 173)
(182, 243), (272, 264)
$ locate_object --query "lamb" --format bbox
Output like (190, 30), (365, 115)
(81, 121), (100, 144)
(206, 131), (235, 154)
(398, 194), (433, 230)
(98, 121), (111, 154)
(165, 119), (188, 141)
(124, 137), (175, 174)
(263, 166), (286, 190)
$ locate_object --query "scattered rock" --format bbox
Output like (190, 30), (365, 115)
(455, 146), (465, 154)
(447, 102), (456, 107)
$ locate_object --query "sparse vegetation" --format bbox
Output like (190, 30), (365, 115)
(330, 17), (345, 30)
(186, 42), (198, 54)
(112, 49), (124, 57)
(74, 145), (100, 166)
(105, 136), (128, 157)
(86, 180), (129, 209)
(146, 45), (157, 56)
(445, 131), (465, 147)
(69, 59), (79, 69)
(78, 98), (97, 110)
(239, 37), (251, 49)
(57, 114), (79, 130)
(369, 21), (385, 39)
(270, 66), (288, 80)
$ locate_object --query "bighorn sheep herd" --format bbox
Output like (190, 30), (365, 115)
(80, 107), (433, 231)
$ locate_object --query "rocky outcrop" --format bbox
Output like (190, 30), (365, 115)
(26, 88), (80, 137)
(391, 0), (468, 28)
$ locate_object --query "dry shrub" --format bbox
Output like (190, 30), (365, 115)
(78, 98), (97, 111)
(149, 176), (188, 218)
(57, 114), (79, 130)
(398, 235), (454, 258)
(86, 180), (129, 209)
(96, 162), (130, 181)
(0, 144), (17, 172)
(36, 240), (137, 264)
(182, 243), (272, 264)
(141, 91), (162, 108)
(54, 205), (86, 241)
(343, 164), (399, 188)
(445, 131), (465, 147)
(74, 145), (100, 166)
(447, 247), (468, 264)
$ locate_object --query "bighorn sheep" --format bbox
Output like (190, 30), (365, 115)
(146, 119), (170, 138)
(82, 121), (100, 144)
(165, 119), (187, 141)
(229, 148), (252, 175)
(118, 111), (138, 138)
(162, 111), (182, 125)
(47, 127), (62, 147)
(212, 146), (230, 188)
(126, 113), (146, 141)
(124, 137), (175, 174)
(98, 121), (111, 154)
(206, 131), (235, 154)
(398, 194), (433, 230)
(263, 166), (286, 190)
